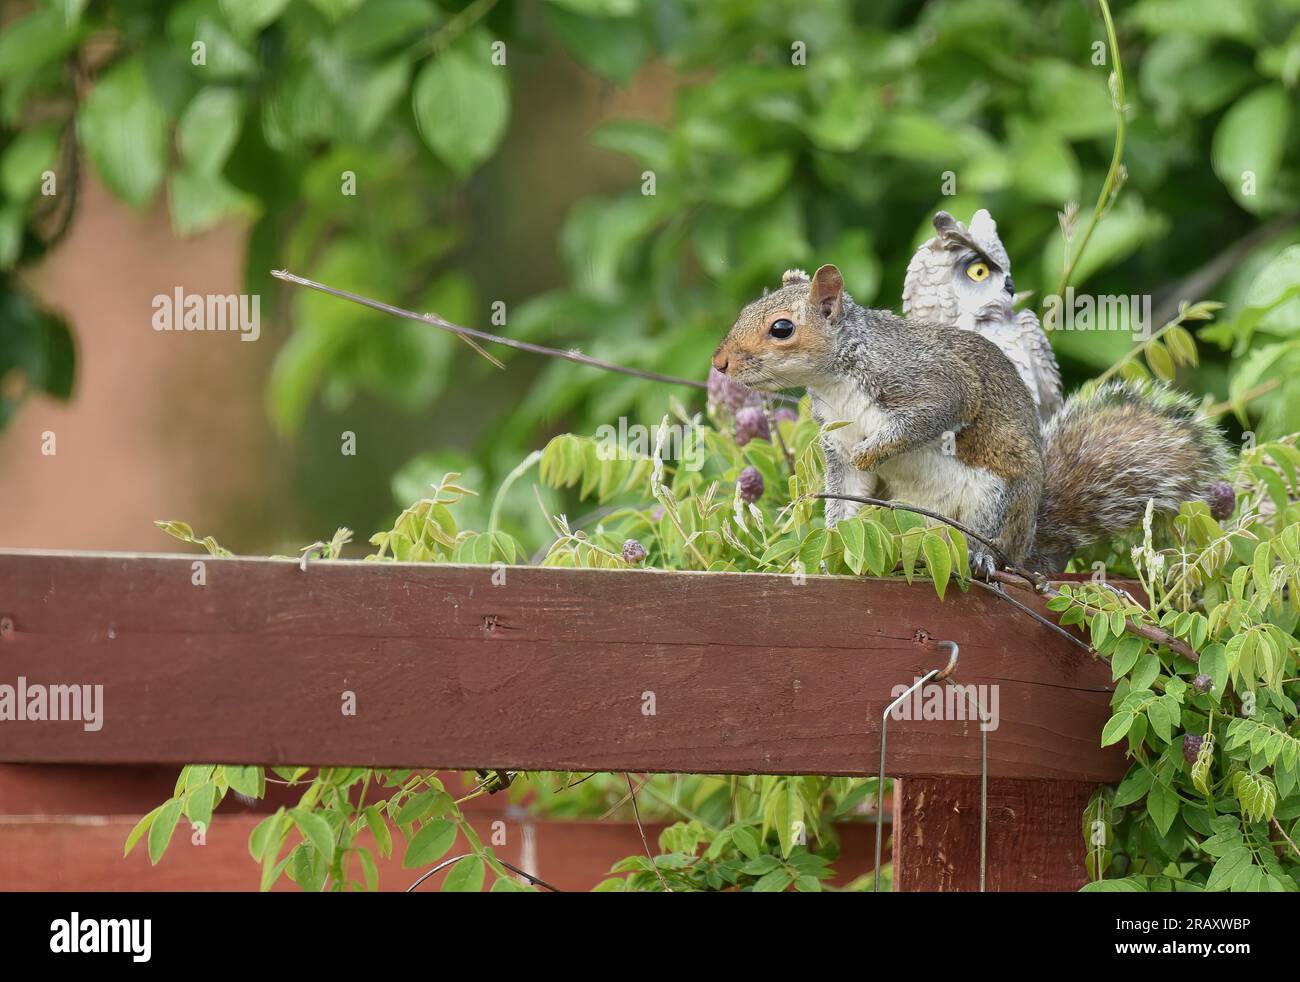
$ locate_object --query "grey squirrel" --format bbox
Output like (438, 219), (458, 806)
(711, 264), (1231, 576)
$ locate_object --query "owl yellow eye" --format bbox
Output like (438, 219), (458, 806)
(965, 261), (991, 282)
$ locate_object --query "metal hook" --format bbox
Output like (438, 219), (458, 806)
(875, 639), (988, 893)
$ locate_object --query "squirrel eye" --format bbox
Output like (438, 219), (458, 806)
(965, 260), (991, 283)
(769, 318), (795, 340)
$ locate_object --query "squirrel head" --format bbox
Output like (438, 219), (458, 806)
(712, 264), (844, 392)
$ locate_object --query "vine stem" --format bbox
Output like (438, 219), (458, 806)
(489, 450), (541, 534)
(1274, 818), (1300, 860)
(1047, 0), (1125, 319)
(990, 569), (1199, 663)
(271, 269), (707, 390)
(1092, 302), (1215, 387)
(625, 773), (672, 892)
(428, 0), (499, 54)
(814, 492), (1199, 662)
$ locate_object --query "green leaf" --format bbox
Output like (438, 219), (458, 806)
(593, 120), (670, 170)
(1146, 781), (1178, 837)
(169, 168), (258, 236)
(356, 846), (379, 891)
(921, 530), (952, 600)
(0, 124), (60, 201)
(124, 803), (166, 858)
(1131, 651), (1161, 692)
(403, 819), (457, 868)
(412, 44), (510, 176)
(185, 783), (217, 829)
(220, 0), (294, 38)
(548, 5), (647, 85)
(1091, 612), (1110, 649)
(1146, 340), (1176, 381)
(249, 809), (287, 862)
(1113, 766), (1154, 808)
(837, 518), (866, 575)
(77, 57), (167, 207)
(224, 765), (262, 798)
(798, 528), (827, 573)
(1232, 771), (1277, 823)
(0, 7), (81, 83)
(1101, 712), (1134, 747)
(730, 826), (761, 860)
(1206, 845), (1252, 892)
(442, 854), (486, 892)
(740, 854), (781, 875)
(1080, 877), (1147, 892)
(336, 0), (440, 56)
(1212, 85), (1291, 214)
(290, 807), (337, 859)
(1110, 636), (1143, 680)
(148, 797), (184, 865)
(364, 804), (393, 859)
(751, 867), (794, 892)
(1146, 698), (1173, 743)
(177, 88), (243, 176)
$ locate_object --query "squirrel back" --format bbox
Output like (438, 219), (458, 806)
(1031, 381), (1232, 570)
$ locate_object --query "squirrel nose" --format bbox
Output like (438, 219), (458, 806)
(712, 352), (729, 374)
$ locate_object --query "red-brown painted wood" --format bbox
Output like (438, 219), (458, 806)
(892, 776), (1098, 891)
(0, 813), (883, 892)
(0, 551), (1123, 782)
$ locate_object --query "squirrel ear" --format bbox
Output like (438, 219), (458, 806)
(810, 264), (843, 320)
(782, 268), (810, 286)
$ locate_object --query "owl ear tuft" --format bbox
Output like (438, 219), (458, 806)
(969, 208), (997, 242)
(932, 211), (961, 238)
(782, 268), (810, 286)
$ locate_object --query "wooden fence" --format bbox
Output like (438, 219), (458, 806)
(0, 549), (1124, 891)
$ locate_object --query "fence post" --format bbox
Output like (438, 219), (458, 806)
(892, 777), (1099, 891)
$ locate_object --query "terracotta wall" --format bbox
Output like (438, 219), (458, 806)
(0, 178), (276, 553)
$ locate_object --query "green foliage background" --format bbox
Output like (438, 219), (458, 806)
(4, 0), (1300, 891)
(4, 0), (1300, 539)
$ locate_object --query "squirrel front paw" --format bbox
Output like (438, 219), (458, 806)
(851, 446), (884, 471)
(968, 545), (998, 581)
(851, 438), (901, 472)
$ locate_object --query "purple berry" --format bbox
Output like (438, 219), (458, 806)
(707, 367), (761, 417)
(1208, 481), (1235, 521)
(622, 539), (647, 564)
(1192, 674), (1213, 694)
(733, 406), (770, 446)
(774, 407), (798, 424)
(1182, 733), (1204, 764)
(738, 466), (764, 503)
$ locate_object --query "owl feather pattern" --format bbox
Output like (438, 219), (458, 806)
(902, 209), (1062, 421)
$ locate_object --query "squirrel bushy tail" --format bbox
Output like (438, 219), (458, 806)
(1031, 381), (1231, 570)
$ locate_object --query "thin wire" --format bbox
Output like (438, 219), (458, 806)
(404, 853), (561, 893)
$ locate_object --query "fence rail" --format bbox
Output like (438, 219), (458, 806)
(0, 549), (1123, 890)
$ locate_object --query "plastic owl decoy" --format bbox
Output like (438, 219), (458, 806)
(902, 209), (1062, 421)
